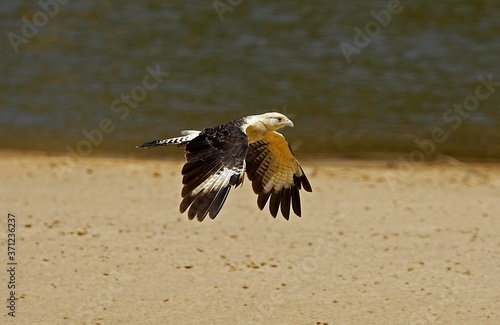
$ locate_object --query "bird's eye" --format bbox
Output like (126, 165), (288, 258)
(277, 117), (282, 122)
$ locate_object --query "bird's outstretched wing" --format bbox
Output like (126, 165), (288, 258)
(245, 132), (312, 220)
(180, 121), (249, 221)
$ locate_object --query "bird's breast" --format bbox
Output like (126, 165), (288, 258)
(244, 125), (268, 143)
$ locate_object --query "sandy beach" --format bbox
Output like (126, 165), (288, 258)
(1, 151), (499, 324)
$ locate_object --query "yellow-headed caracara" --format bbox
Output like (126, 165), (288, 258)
(138, 112), (312, 221)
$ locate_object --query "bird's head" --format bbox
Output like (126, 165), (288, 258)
(257, 112), (294, 131)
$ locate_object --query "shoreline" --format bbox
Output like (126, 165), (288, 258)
(2, 148), (500, 165)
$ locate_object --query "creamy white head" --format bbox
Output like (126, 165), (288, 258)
(244, 112), (294, 133)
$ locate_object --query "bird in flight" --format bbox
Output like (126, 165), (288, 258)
(137, 112), (312, 221)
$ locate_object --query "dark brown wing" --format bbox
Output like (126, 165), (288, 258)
(245, 132), (312, 220)
(180, 120), (248, 221)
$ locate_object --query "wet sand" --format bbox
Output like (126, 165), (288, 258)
(1, 151), (499, 324)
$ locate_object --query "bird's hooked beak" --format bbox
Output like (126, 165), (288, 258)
(285, 119), (294, 128)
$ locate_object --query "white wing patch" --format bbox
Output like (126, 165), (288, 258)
(181, 164), (245, 221)
(193, 166), (241, 196)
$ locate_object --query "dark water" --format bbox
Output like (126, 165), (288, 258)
(1, 1), (499, 160)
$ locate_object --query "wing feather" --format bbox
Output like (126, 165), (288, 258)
(208, 186), (232, 219)
(245, 132), (312, 219)
(269, 191), (281, 218)
(181, 156), (221, 197)
(179, 120), (248, 221)
(257, 190), (272, 211)
(280, 187), (291, 220)
(291, 186), (301, 216)
(190, 168), (236, 221)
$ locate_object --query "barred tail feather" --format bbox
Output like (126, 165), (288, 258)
(137, 131), (200, 148)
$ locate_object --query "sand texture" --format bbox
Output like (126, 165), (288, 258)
(1, 151), (499, 324)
